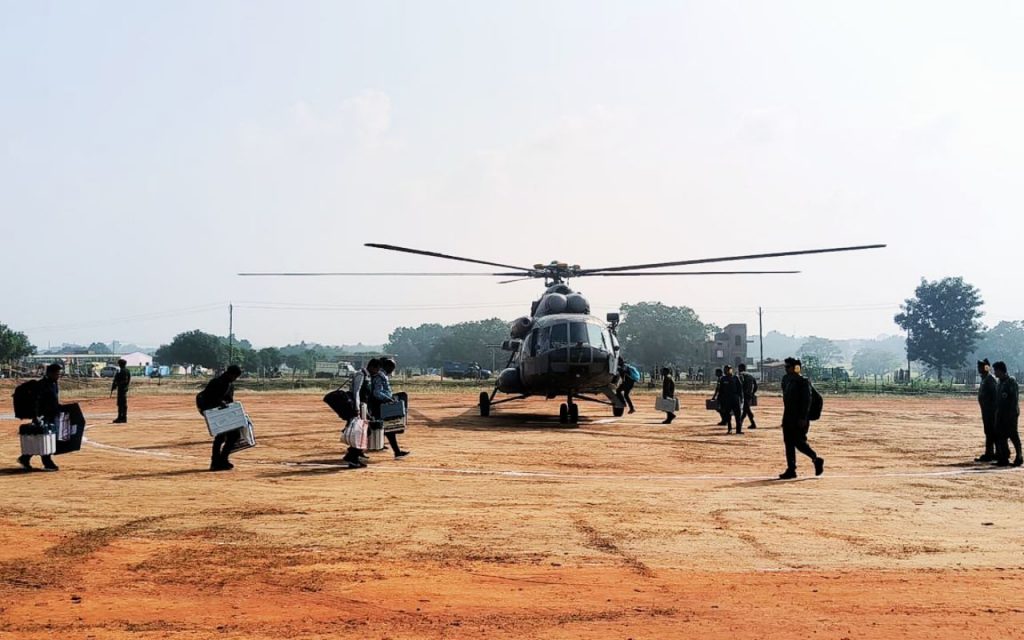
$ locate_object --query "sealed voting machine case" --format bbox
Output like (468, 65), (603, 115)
(655, 396), (679, 413)
(19, 423), (57, 456)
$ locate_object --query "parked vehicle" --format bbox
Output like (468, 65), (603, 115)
(99, 365), (119, 378)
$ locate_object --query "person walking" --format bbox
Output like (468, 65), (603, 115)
(778, 358), (824, 479)
(342, 359), (377, 469)
(661, 367), (676, 424)
(719, 365), (745, 434)
(710, 368), (728, 425)
(199, 365), (243, 471)
(17, 363), (63, 472)
(738, 363), (758, 429)
(111, 359), (131, 424)
(616, 358), (638, 414)
(992, 361), (1022, 467)
(371, 358), (410, 459)
(976, 359), (998, 462)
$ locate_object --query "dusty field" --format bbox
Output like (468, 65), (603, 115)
(1, 389), (1023, 639)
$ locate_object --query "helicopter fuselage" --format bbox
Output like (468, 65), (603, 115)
(496, 313), (619, 397)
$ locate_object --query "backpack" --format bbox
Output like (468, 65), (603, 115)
(195, 391), (207, 416)
(12, 379), (40, 420)
(324, 388), (358, 421)
(626, 365), (641, 382)
(808, 385), (824, 421)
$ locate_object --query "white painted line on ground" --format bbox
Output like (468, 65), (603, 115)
(81, 436), (1018, 482)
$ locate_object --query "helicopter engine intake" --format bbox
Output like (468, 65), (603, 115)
(509, 316), (532, 339)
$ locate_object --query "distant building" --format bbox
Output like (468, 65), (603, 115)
(119, 352), (152, 368)
(706, 324), (749, 368)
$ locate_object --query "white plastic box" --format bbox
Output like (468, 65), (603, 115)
(203, 402), (249, 436)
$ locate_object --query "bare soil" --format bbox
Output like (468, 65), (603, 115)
(2, 390), (1023, 639)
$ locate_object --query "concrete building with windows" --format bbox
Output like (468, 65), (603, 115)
(705, 324), (749, 368)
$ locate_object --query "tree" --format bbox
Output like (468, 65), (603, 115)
(155, 330), (225, 369)
(386, 323), (446, 369)
(258, 347), (283, 371)
(972, 321), (1024, 374)
(617, 302), (712, 370)
(430, 318), (509, 368)
(88, 342), (112, 354)
(894, 277), (984, 382)
(851, 347), (904, 377)
(0, 324), (36, 362)
(798, 336), (843, 366)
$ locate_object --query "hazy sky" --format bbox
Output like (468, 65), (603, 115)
(3, 1), (1023, 349)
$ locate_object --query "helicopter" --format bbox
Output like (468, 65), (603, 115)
(240, 242), (885, 424)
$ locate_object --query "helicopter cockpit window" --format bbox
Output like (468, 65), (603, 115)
(549, 323), (569, 349)
(587, 324), (607, 350)
(569, 322), (590, 346)
(533, 326), (550, 354)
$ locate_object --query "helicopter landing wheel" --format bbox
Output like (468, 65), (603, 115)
(568, 403), (579, 424)
(479, 391), (491, 417)
(612, 405), (625, 417)
(559, 403), (569, 424)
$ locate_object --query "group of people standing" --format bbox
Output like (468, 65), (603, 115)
(975, 359), (1021, 467)
(709, 364), (759, 433)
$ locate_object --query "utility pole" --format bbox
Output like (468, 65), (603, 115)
(758, 306), (764, 376)
(228, 303), (234, 367)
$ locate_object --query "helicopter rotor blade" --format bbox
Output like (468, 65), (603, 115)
(237, 272), (526, 277)
(496, 277), (536, 284)
(365, 243), (534, 273)
(579, 244), (886, 274)
(576, 270), (801, 276)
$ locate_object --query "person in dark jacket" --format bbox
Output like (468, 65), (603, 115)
(710, 368), (728, 425)
(200, 365), (243, 471)
(738, 363), (758, 429)
(342, 359), (379, 469)
(111, 359), (131, 423)
(778, 358), (824, 479)
(976, 359), (998, 462)
(17, 363), (62, 472)
(992, 361), (1022, 467)
(371, 358), (410, 458)
(661, 367), (676, 424)
(615, 358), (637, 414)
(719, 365), (745, 434)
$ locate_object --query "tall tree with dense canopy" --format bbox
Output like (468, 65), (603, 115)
(972, 321), (1024, 374)
(0, 324), (36, 362)
(155, 330), (225, 369)
(617, 302), (712, 370)
(386, 323), (446, 368)
(894, 277), (984, 382)
(798, 336), (843, 366)
(851, 347), (904, 377)
(429, 318), (509, 368)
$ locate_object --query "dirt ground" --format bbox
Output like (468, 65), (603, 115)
(1, 389), (1023, 639)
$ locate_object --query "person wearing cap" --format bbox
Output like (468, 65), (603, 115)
(992, 361), (1022, 467)
(111, 358), (131, 424)
(17, 363), (63, 471)
(976, 359), (998, 462)
(718, 365), (745, 434)
(199, 365), (243, 471)
(778, 357), (824, 479)
(371, 358), (410, 458)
